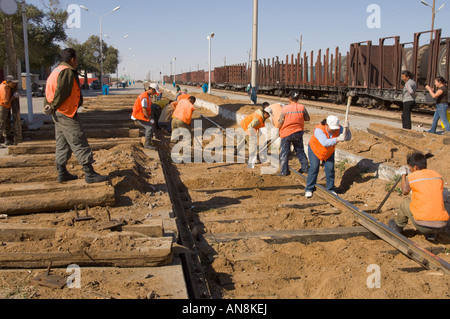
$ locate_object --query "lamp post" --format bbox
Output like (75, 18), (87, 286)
(296, 35), (304, 58)
(80, 5), (120, 88)
(421, 0), (445, 41)
(250, 0), (258, 104)
(107, 34), (129, 89)
(207, 32), (215, 94)
(173, 57), (177, 85)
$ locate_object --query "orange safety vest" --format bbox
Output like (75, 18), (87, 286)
(408, 170), (449, 222)
(172, 99), (195, 125)
(132, 92), (152, 122)
(46, 65), (81, 118)
(0, 81), (12, 109)
(309, 124), (340, 161)
(269, 104), (283, 129)
(177, 94), (190, 101)
(279, 103), (305, 139)
(240, 112), (265, 134)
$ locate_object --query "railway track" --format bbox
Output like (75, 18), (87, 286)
(181, 84), (435, 128)
(157, 101), (450, 298)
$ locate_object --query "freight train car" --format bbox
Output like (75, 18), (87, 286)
(174, 29), (449, 108)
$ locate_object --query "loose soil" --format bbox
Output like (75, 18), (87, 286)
(168, 91), (450, 299)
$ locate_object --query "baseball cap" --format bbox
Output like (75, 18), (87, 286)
(327, 116), (340, 130)
(149, 83), (161, 94)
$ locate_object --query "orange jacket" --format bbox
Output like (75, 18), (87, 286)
(0, 81), (12, 109)
(279, 103), (306, 139)
(132, 92), (152, 122)
(173, 99), (195, 125)
(408, 169), (449, 222)
(177, 94), (190, 101)
(309, 124), (340, 161)
(46, 65), (81, 118)
(240, 112), (265, 134)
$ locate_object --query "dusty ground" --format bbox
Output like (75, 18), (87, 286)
(0, 141), (184, 299)
(167, 92), (450, 299)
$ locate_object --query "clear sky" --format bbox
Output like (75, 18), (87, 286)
(34, 0), (450, 81)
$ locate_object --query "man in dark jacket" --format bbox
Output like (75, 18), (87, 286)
(44, 48), (109, 184)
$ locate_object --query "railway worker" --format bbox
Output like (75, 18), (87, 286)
(304, 116), (351, 198)
(276, 92), (310, 176)
(240, 108), (271, 168)
(158, 99), (175, 133)
(389, 152), (449, 242)
(425, 77), (449, 134)
(171, 96), (197, 143)
(132, 83), (161, 150)
(0, 75), (19, 147)
(263, 102), (284, 129)
(44, 48), (109, 184)
(401, 71), (417, 130)
(177, 89), (190, 101)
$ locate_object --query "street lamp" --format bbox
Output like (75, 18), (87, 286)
(80, 5), (121, 89)
(111, 34), (129, 89)
(421, 0), (445, 40)
(173, 57), (177, 85)
(207, 32), (215, 94)
(296, 35), (304, 57)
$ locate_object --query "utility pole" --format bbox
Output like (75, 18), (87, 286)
(421, 0), (445, 41)
(250, 0), (258, 104)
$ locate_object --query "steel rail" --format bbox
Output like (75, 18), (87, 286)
(289, 167), (450, 275)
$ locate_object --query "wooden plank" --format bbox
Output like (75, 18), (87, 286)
(122, 220), (164, 238)
(29, 122), (136, 132)
(203, 227), (377, 244)
(0, 180), (110, 197)
(8, 138), (142, 155)
(0, 224), (56, 242)
(0, 185), (116, 215)
(0, 237), (173, 269)
(23, 128), (141, 140)
(0, 154), (75, 169)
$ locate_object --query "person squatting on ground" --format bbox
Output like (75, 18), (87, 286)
(425, 77), (449, 135)
(401, 71), (417, 130)
(44, 48), (109, 184)
(0, 75), (19, 147)
(171, 96), (197, 143)
(240, 107), (270, 169)
(276, 92), (310, 176)
(132, 83), (161, 150)
(304, 115), (351, 198)
(389, 152), (449, 242)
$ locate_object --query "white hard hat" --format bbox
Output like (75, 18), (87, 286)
(149, 83), (161, 94)
(327, 116), (340, 130)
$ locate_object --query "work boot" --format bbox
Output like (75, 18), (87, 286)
(4, 138), (14, 146)
(388, 219), (404, 235)
(144, 139), (157, 151)
(57, 164), (78, 183)
(82, 163), (109, 184)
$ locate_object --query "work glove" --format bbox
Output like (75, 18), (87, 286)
(150, 119), (155, 125)
(249, 128), (257, 138)
(398, 165), (412, 176)
(43, 105), (53, 116)
(343, 121), (350, 129)
(13, 92), (20, 99)
(336, 134), (346, 143)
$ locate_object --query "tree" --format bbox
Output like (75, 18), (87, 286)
(65, 36), (119, 87)
(0, 0), (68, 78)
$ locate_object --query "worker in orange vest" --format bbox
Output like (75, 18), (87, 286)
(171, 96), (197, 143)
(0, 75), (19, 147)
(389, 152), (450, 242)
(276, 92), (310, 176)
(44, 48), (109, 184)
(177, 89), (190, 101)
(132, 83), (161, 150)
(240, 108), (270, 168)
(304, 115), (351, 198)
